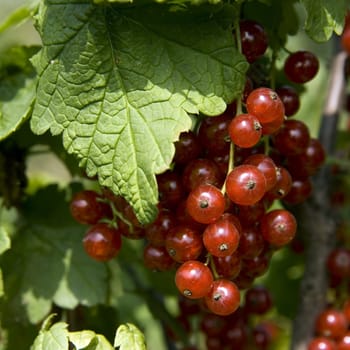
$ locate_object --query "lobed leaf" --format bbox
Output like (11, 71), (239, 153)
(114, 323), (146, 350)
(301, 0), (347, 42)
(0, 46), (38, 141)
(31, 320), (69, 350)
(0, 185), (108, 324)
(30, 314), (117, 350)
(69, 330), (115, 350)
(30, 0), (248, 224)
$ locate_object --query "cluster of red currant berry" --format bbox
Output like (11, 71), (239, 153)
(170, 285), (277, 350)
(308, 300), (350, 350)
(68, 16), (326, 340)
(69, 187), (149, 261)
(69, 189), (122, 261)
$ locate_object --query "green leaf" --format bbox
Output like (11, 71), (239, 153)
(0, 269), (4, 298)
(0, 208), (14, 298)
(1, 185), (108, 324)
(69, 330), (115, 350)
(0, 227), (11, 255)
(30, 0), (248, 224)
(31, 319), (69, 350)
(114, 323), (146, 350)
(0, 222), (11, 298)
(0, 46), (38, 141)
(301, 0), (347, 42)
(259, 248), (304, 319)
(0, 73), (36, 141)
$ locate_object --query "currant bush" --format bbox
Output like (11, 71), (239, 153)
(4, 1), (346, 349)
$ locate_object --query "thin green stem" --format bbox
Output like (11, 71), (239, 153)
(234, 7), (242, 54)
(236, 97), (243, 115)
(221, 141), (235, 195)
(102, 197), (135, 231)
(263, 135), (270, 155)
(221, 5), (242, 195)
(270, 51), (278, 90)
(209, 254), (220, 280)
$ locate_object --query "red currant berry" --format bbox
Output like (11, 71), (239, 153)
(242, 252), (270, 278)
(221, 212), (243, 235)
(327, 248), (350, 279)
(267, 166), (292, 200)
(143, 243), (176, 271)
(238, 226), (265, 259)
(260, 111), (285, 135)
(308, 337), (336, 350)
(276, 85), (300, 117)
(260, 209), (297, 247)
(176, 199), (206, 231)
(182, 158), (223, 192)
(165, 225), (203, 263)
(253, 324), (271, 350)
(186, 184), (226, 224)
(243, 154), (277, 192)
(198, 113), (232, 156)
(144, 209), (176, 247)
(284, 50), (319, 84)
(70, 190), (111, 225)
(83, 223), (122, 261)
(121, 202), (144, 228)
(205, 279), (241, 316)
(223, 321), (248, 349)
(225, 164), (267, 206)
(234, 143), (265, 165)
(175, 260), (214, 299)
(239, 20), (268, 63)
(200, 312), (227, 337)
(246, 87), (285, 124)
(174, 131), (201, 166)
(244, 285), (273, 315)
(203, 215), (240, 257)
(339, 332), (350, 350)
(342, 28), (350, 55)
(273, 119), (311, 156)
(228, 113), (262, 148)
(237, 201), (266, 226)
(286, 138), (326, 178)
(157, 170), (184, 208)
(232, 271), (255, 290)
(209, 152), (230, 177)
(213, 252), (242, 279)
(315, 308), (348, 339)
(282, 178), (313, 205)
